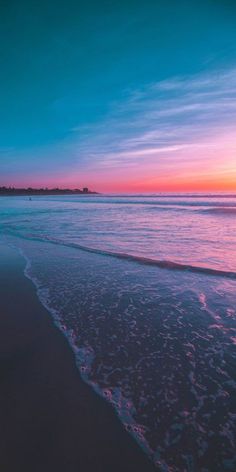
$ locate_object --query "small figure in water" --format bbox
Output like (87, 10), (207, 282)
(29, 197), (32, 201)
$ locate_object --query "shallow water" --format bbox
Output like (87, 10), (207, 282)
(1, 193), (236, 272)
(0, 194), (236, 471)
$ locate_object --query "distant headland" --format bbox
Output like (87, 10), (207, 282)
(0, 186), (98, 196)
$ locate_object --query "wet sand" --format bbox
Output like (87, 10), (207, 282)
(0, 244), (155, 472)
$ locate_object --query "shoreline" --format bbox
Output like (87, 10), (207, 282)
(0, 193), (99, 197)
(0, 243), (155, 472)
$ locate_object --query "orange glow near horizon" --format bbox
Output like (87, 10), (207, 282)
(8, 169), (236, 194)
(3, 132), (236, 194)
(54, 171), (236, 194)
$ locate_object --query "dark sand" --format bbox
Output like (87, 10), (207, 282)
(0, 244), (156, 472)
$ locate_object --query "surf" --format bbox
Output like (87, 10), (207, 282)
(4, 230), (236, 280)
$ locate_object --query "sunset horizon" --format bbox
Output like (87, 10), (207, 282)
(1, 1), (236, 191)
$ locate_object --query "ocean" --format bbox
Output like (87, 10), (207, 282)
(0, 194), (236, 471)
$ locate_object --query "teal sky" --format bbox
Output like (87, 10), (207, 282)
(1, 0), (236, 191)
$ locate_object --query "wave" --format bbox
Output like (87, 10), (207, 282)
(2, 195), (236, 207)
(201, 207), (236, 215)
(6, 231), (236, 280)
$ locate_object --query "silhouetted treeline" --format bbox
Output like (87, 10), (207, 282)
(0, 186), (98, 196)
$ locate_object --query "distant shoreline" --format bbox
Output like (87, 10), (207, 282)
(0, 188), (98, 196)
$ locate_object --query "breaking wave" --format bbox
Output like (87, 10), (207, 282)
(6, 230), (236, 280)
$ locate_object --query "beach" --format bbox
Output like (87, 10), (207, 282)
(1, 0), (236, 468)
(0, 243), (155, 472)
(0, 194), (236, 471)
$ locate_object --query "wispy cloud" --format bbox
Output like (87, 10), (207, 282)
(4, 68), (235, 190)
(69, 67), (236, 182)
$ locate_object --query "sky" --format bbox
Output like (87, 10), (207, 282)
(0, 0), (236, 192)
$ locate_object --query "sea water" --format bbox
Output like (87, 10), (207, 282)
(0, 194), (235, 471)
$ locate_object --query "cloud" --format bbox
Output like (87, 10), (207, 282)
(4, 67), (235, 190)
(69, 67), (236, 180)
